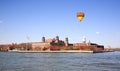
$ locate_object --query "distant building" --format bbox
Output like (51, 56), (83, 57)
(0, 36), (104, 51)
(0, 44), (10, 51)
(31, 36), (67, 51)
(73, 43), (104, 51)
(32, 42), (51, 51)
(32, 36), (104, 51)
(31, 36), (104, 51)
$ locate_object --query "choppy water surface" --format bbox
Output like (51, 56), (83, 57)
(0, 51), (120, 71)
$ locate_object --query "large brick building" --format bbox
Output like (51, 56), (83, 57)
(31, 36), (104, 51)
(31, 36), (68, 51)
(0, 36), (104, 51)
(73, 43), (104, 51)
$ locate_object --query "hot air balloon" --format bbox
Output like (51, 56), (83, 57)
(77, 12), (85, 22)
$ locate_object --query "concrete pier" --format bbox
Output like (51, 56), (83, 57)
(8, 50), (114, 53)
(9, 50), (94, 53)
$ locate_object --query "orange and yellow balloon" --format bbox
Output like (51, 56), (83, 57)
(77, 12), (85, 22)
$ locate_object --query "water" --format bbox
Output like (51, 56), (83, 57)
(0, 51), (120, 71)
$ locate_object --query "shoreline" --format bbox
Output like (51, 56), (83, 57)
(8, 50), (114, 53)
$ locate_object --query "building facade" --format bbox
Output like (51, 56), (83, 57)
(31, 36), (104, 51)
(0, 36), (104, 51)
(31, 36), (68, 51)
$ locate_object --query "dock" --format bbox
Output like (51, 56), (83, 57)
(9, 50), (114, 53)
(9, 50), (94, 53)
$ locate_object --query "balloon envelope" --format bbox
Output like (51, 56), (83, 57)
(77, 12), (85, 21)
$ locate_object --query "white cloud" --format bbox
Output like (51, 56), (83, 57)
(0, 40), (5, 42)
(96, 32), (100, 35)
(0, 40), (10, 43)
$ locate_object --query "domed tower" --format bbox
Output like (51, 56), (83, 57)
(56, 36), (59, 40)
(56, 36), (59, 43)
(42, 36), (45, 42)
(65, 37), (68, 46)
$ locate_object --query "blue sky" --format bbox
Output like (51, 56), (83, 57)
(0, 0), (120, 47)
